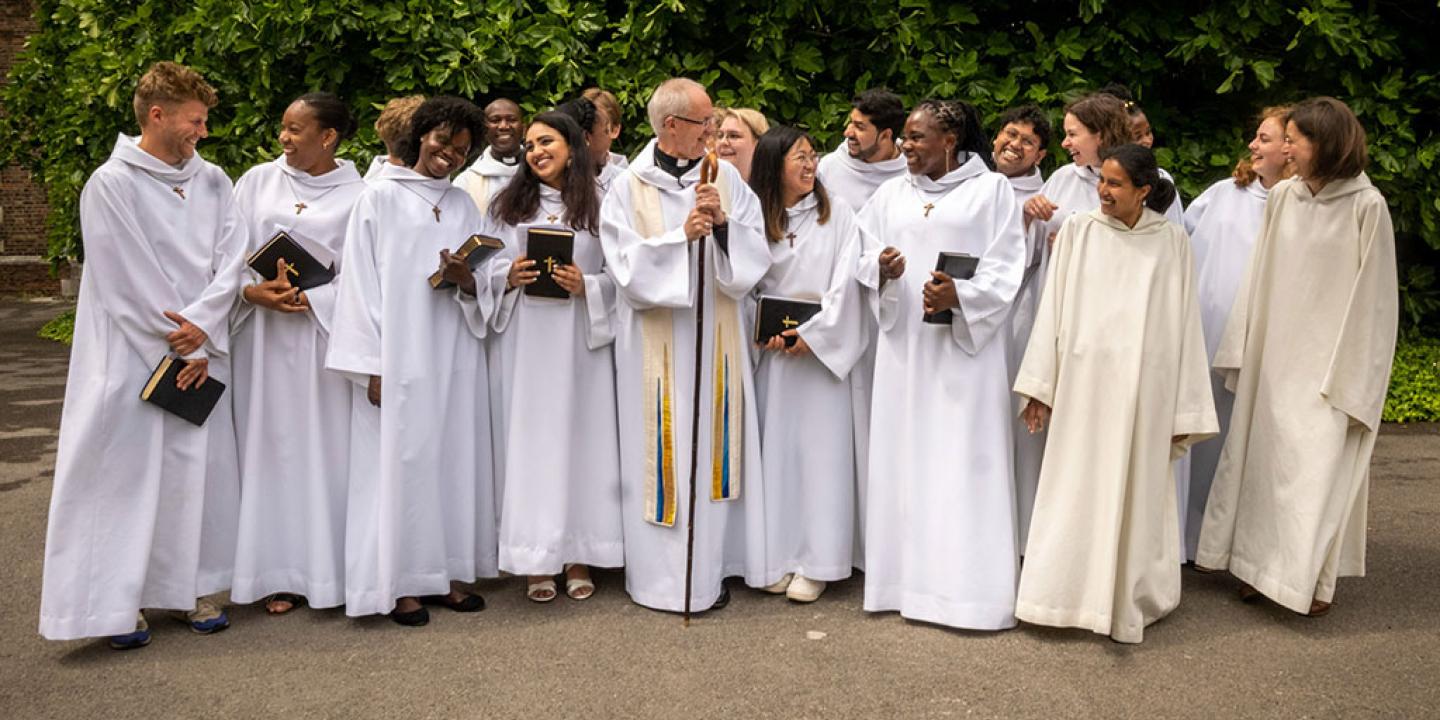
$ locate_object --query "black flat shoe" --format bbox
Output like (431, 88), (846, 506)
(420, 593), (486, 613)
(709, 586), (731, 611)
(389, 606), (430, 626)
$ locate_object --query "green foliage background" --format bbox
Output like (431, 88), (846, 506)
(2, 0), (1438, 333)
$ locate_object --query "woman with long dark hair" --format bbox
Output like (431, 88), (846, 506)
(855, 98), (1025, 630)
(484, 111), (621, 603)
(747, 126), (866, 603)
(231, 92), (366, 616)
(1015, 143), (1217, 643)
(1197, 97), (1398, 618)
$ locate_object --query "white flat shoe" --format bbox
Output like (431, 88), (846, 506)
(762, 573), (794, 594)
(786, 576), (826, 603)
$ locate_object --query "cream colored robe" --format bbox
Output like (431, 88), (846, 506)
(1014, 209), (1217, 644)
(1196, 174), (1397, 613)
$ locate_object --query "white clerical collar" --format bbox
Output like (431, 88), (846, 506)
(461, 146), (522, 179)
(831, 141), (907, 175)
(112, 134), (204, 183)
(907, 152), (988, 193)
(272, 155), (364, 188)
(631, 139), (704, 189)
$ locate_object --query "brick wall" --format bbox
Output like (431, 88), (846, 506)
(1, 0), (59, 294)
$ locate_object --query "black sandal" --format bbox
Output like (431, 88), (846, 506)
(265, 593), (306, 615)
(389, 606), (430, 626)
(419, 592), (486, 613)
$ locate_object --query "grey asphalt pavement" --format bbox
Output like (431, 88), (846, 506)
(1, 297), (1437, 719)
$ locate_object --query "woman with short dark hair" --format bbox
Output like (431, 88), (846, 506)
(1196, 97), (1398, 618)
(1014, 143), (1217, 643)
(328, 96), (499, 626)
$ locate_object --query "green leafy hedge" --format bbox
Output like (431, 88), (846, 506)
(3, 0), (1438, 331)
(1383, 334), (1440, 423)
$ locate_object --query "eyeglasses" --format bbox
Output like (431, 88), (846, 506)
(670, 114), (714, 129)
(787, 152), (819, 165)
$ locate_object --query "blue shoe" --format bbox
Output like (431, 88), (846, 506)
(186, 598), (230, 634)
(109, 614), (151, 650)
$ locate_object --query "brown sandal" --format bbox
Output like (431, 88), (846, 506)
(1307, 599), (1332, 617)
(1238, 584), (1262, 603)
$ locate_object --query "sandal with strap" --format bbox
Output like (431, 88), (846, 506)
(1307, 599), (1333, 617)
(265, 593), (306, 615)
(527, 578), (559, 603)
(564, 564), (595, 600)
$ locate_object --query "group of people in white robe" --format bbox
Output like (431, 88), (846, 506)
(39, 60), (1398, 651)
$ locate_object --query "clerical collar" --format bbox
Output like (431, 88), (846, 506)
(496, 153), (520, 166)
(653, 146), (695, 180)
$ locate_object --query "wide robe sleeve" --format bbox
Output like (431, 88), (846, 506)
(176, 170), (248, 359)
(1183, 184), (1217, 274)
(476, 213), (521, 335)
(1320, 191), (1398, 432)
(1211, 186), (1280, 391)
(580, 264), (618, 349)
(709, 164), (770, 301)
(325, 192), (384, 386)
(854, 185), (900, 331)
(599, 175), (693, 309)
(451, 202), (501, 340)
(1169, 227), (1221, 459)
(78, 170), (202, 364)
(950, 178), (1026, 354)
(1013, 212), (1075, 410)
(797, 207), (866, 379)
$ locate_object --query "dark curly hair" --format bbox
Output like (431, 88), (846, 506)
(555, 96), (599, 134)
(913, 98), (995, 171)
(488, 111), (601, 234)
(402, 96), (486, 167)
(852, 88), (906, 141)
(996, 104), (1052, 150)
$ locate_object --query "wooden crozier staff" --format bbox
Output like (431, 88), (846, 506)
(683, 147), (721, 626)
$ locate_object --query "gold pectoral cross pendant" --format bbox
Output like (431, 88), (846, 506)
(294, 202), (307, 215)
(923, 203), (935, 218)
(172, 186), (186, 200)
(432, 207), (442, 222)
(785, 232), (796, 247)
(546, 214), (559, 223)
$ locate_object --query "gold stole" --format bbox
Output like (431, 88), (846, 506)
(634, 170), (745, 529)
(462, 174), (493, 215)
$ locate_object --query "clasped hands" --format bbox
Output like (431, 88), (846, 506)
(161, 309), (209, 390)
(684, 183), (726, 242)
(877, 246), (959, 314)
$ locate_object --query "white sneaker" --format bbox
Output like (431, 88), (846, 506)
(786, 576), (826, 603)
(762, 573), (794, 594)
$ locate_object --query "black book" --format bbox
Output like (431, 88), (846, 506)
(139, 357), (226, 427)
(524, 227), (576, 299)
(753, 295), (822, 347)
(429, 233), (506, 290)
(246, 231), (335, 291)
(922, 252), (980, 325)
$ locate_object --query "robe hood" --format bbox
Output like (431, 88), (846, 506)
(1006, 167), (1045, 195)
(1091, 207), (1172, 235)
(271, 154), (364, 188)
(110, 133), (205, 183)
(829, 140), (908, 177)
(906, 152), (990, 193)
(786, 191), (820, 219)
(460, 145), (522, 181)
(375, 161), (455, 191)
(1288, 173), (1376, 202)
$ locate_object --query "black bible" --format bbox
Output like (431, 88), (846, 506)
(524, 227), (576, 299)
(429, 233), (506, 290)
(753, 295), (822, 347)
(139, 357), (226, 427)
(246, 231), (335, 291)
(922, 252), (980, 325)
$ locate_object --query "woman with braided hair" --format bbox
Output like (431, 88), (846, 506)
(855, 98), (1025, 630)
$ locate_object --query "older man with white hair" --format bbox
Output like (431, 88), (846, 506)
(598, 77), (770, 614)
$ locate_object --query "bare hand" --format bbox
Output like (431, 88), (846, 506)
(878, 246), (906, 282)
(367, 375), (382, 408)
(1046, 230), (1058, 253)
(507, 256), (539, 290)
(1022, 398), (1051, 434)
(759, 334), (787, 353)
(923, 271), (959, 315)
(695, 183), (726, 226)
(163, 310), (209, 356)
(552, 264), (586, 297)
(1024, 194), (1058, 223)
(782, 330), (811, 356)
(684, 208), (713, 242)
(293, 291), (311, 310)
(175, 357), (209, 391)
(243, 257), (304, 313)
(439, 250), (477, 295)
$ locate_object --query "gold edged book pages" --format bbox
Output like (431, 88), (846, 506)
(140, 356), (226, 426)
(429, 233), (505, 289)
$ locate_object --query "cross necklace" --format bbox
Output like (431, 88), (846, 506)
(396, 182), (447, 222)
(142, 170), (190, 201)
(539, 196), (564, 224)
(281, 173), (341, 216)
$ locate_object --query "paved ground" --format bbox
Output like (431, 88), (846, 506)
(0, 297), (1436, 719)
